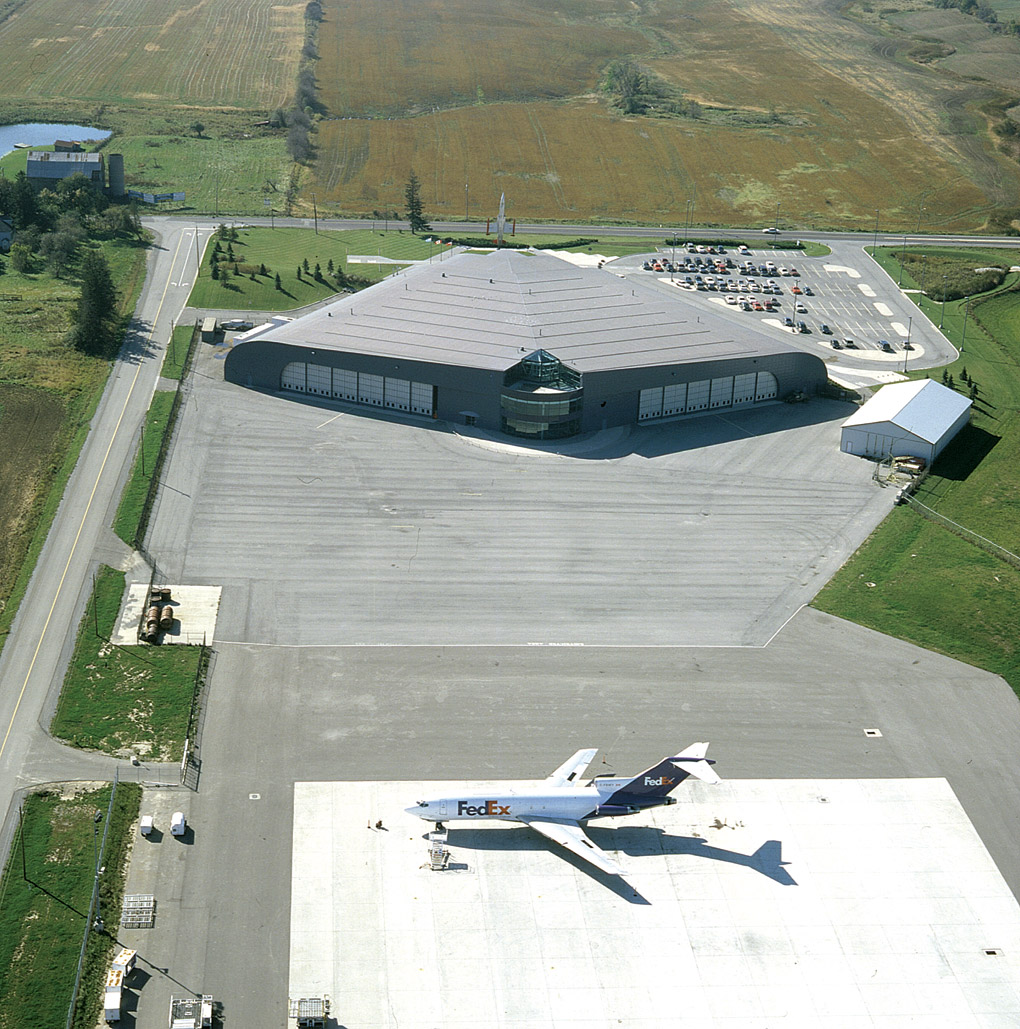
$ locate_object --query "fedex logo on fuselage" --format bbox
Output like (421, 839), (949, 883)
(458, 800), (511, 816)
(644, 776), (674, 786)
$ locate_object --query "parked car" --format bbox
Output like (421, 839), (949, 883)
(170, 811), (187, 837)
(762, 227), (779, 234)
(844, 339), (857, 348)
(880, 340), (894, 352)
(903, 340), (914, 350)
(797, 320), (809, 333)
(795, 302), (807, 313)
(221, 319), (254, 331)
(831, 339), (842, 349)
(783, 316), (794, 327)
(140, 815), (154, 836)
(820, 323), (832, 334)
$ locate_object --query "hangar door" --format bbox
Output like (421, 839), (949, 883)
(280, 362), (434, 416)
(638, 371), (777, 421)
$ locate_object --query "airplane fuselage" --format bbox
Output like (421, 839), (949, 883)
(410, 780), (677, 824)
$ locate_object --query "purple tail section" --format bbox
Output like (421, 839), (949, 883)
(604, 756), (690, 807)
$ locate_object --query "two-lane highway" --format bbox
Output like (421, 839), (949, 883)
(0, 221), (216, 857)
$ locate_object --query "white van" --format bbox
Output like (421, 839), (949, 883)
(170, 812), (187, 836)
(139, 815), (154, 836)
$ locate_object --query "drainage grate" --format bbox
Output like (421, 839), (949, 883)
(121, 894), (156, 929)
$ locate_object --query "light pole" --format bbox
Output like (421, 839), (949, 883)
(961, 299), (971, 352)
(897, 234), (907, 287)
(873, 209), (879, 252)
(904, 315), (912, 374)
(774, 200), (780, 234)
(464, 182), (469, 221)
(939, 274), (947, 328)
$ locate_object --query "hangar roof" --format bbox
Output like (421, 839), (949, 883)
(842, 378), (971, 442)
(248, 249), (807, 374)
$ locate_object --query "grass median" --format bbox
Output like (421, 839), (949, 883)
(111, 391), (175, 548)
(51, 565), (205, 761)
(814, 249), (1020, 693)
(0, 782), (140, 1029)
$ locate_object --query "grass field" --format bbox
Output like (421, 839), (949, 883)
(0, 237), (149, 655)
(0, 782), (140, 1029)
(186, 227), (432, 311)
(310, 98), (988, 227)
(814, 247), (1020, 692)
(0, 0), (301, 109)
(51, 565), (204, 760)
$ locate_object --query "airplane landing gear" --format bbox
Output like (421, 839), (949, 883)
(434, 821), (445, 832)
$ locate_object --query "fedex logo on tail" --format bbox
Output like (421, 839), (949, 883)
(458, 800), (511, 816)
(644, 776), (675, 787)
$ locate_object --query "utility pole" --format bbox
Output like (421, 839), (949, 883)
(873, 209), (879, 251)
(464, 182), (469, 221)
(939, 275), (948, 328)
(897, 235), (907, 287)
(312, 194), (318, 234)
(194, 227), (201, 272)
(904, 315), (912, 374)
(961, 299), (970, 352)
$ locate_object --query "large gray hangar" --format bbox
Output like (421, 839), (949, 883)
(224, 249), (827, 439)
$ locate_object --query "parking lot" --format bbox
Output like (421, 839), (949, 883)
(613, 239), (956, 389)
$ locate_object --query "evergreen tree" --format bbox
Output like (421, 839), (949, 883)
(259, 263), (267, 276)
(297, 266), (302, 280)
(948, 374), (955, 390)
(961, 366), (969, 383)
(211, 261), (220, 280)
(314, 261), (322, 281)
(404, 170), (430, 234)
(303, 257), (310, 273)
(327, 257), (334, 274)
(941, 368), (949, 384)
(68, 250), (118, 355)
(969, 382), (978, 400)
(233, 262), (240, 276)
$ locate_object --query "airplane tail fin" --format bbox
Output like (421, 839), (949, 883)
(602, 743), (720, 806)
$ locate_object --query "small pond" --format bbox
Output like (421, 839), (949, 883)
(0, 123), (111, 159)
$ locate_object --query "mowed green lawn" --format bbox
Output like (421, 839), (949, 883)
(814, 248), (1020, 692)
(186, 228), (450, 311)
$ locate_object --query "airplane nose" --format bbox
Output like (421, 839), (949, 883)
(405, 805), (422, 817)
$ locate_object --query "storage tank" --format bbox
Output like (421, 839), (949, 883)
(107, 153), (125, 197)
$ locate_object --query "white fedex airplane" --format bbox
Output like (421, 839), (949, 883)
(406, 744), (720, 877)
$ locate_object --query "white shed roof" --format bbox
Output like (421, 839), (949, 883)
(842, 378), (971, 443)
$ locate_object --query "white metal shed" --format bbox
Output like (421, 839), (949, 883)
(840, 378), (971, 463)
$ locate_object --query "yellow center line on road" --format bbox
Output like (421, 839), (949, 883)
(0, 226), (191, 763)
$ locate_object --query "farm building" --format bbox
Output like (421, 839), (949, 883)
(224, 249), (827, 439)
(26, 150), (104, 189)
(840, 378), (971, 463)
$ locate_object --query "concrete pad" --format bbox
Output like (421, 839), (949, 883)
(147, 353), (889, 647)
(111, 583), (221, 645)
(290, 778), (1020, 1027)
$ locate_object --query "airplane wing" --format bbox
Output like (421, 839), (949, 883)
(544, 748), (598, 787)
(521, 817), (625, 877)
